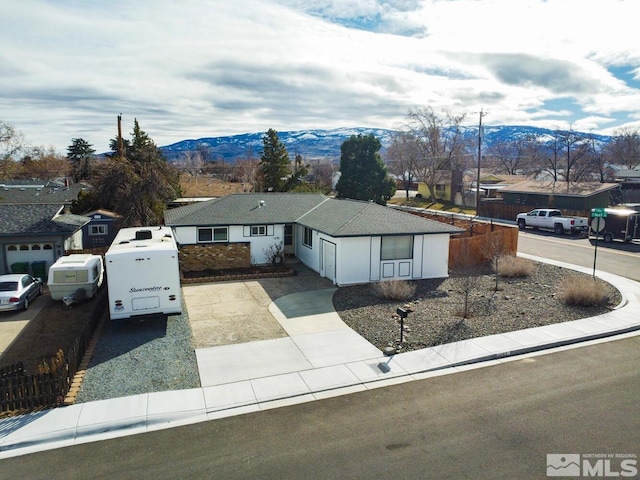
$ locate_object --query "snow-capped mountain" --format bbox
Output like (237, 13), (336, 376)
(160, 126), (612, 162)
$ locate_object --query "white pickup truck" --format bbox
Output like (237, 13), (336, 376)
(516, 208), (589, 235)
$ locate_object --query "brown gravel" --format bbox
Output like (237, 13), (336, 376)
(333, 262), (622, 352)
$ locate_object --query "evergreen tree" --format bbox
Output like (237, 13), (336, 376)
(259, 129), (291, 192)
(336, 134), (396, 205)
(79, 119), (181, 226)
(66, 138), (95, 182)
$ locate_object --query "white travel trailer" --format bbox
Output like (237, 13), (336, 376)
(48, 254), (104, 301)
(105, 226), (182, 321)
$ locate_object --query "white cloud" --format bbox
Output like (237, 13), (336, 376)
(0, 0), (639, 153)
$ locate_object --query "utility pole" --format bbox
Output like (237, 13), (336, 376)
(117, 114), (124, 160)
(476, 109), (486, 215)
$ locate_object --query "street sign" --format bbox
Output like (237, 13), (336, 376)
(592, 208), (607, 218)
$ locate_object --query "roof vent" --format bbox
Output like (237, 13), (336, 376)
(135, 230), (153, 240)
(259, 200), (266, 208)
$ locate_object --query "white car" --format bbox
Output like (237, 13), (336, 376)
(0, 274), (43, 312)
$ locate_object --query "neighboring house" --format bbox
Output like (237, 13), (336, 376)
(164, 193), (463, 286)
(499, 180), (620, 211)
(0, 204), (90, 276)
(0, 178), (90, 208)
(80, 209), (121, 249)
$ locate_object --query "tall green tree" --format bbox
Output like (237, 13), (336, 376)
(78, 119), (181, 226)
(66, 138), (95, 182)
(259, 129), (291, 192)
(335, 134), (396, 205)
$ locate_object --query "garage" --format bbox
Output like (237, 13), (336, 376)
(5, 243), (56, 275)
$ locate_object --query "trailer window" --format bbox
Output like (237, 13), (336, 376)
(198, 227), (228, 243)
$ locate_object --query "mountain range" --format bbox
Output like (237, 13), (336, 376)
(159, 126), (613, 163)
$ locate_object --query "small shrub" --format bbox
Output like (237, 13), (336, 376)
(497, 255), (534, 278)
(559, 276), (609, 307)
(371, 280), (416, 301)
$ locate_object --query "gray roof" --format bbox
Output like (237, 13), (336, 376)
(0, 204), (90, 236)
(165, 193), (463, 237)
(164, 193), (327, 226)
(0, 180), (89, 205)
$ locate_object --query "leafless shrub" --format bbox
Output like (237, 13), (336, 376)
(559, 276), (609, 307)
(497, 255), (534, 278)
(263, 242), (285, 266)
(371, 280), (416, 301)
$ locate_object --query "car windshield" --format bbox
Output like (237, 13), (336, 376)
(0, 282), (18, 291)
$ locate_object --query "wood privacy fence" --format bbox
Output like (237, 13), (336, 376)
(398, 208), (519, 267)
(0, 292), (106, 415)
(478, 201), (591, 223)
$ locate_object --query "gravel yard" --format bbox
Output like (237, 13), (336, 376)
(76, 261), (621, 403)
(334, 261), (622, 352)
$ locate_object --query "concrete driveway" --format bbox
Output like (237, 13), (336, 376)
(182, 262), (335, 349)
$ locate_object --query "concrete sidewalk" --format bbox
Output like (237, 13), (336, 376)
(1, 255), (639, 459)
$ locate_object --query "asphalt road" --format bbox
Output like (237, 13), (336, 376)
(517, 229), (640, 281)
(3, 335), (638, 480)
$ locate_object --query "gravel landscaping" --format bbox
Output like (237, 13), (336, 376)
(334, 261), (622, 352)
(76, 261), (621, 403)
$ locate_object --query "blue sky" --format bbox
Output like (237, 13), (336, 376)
(1, 0), (639, 153)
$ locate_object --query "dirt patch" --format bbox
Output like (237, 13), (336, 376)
(0, 292), (100, 374)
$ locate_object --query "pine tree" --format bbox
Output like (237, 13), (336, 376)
(336, 134), (396, 205)
(82, 119), (181, 226)
(259, 129), (291, 192)
(66, 138), (95, 182)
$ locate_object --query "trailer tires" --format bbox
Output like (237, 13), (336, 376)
(603, 232), (613, 243)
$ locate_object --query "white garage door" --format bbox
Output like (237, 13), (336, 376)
(5, 242), (56, 274)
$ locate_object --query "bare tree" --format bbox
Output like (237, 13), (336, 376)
(385, 131), (419, 199)
(0, 121), (25, 178)
(557, 128), (589, 183)
(604, 127), (640, 169)
(486, 132), (543, 175)
(176, 150), (206, 177)
(402, 107), (472, 204)
(449, 244), (482, 319)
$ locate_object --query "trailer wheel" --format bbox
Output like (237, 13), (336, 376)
(603, 232), (613, 243)
(517, 219), (526, 231)
(554, 223), (564, 235)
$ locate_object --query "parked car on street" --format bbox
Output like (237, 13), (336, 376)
(0, 274), (43, 312)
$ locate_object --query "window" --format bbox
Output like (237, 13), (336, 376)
(198, 227), (228, 243)
(381, 236), (413, 260)
(250, 225), (266, 236)
(303, 227), (313, 248)
(90, 225), (107, 235)
(435, 184), (446, 192)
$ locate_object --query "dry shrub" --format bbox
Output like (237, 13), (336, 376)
(559, 276), (609, 307)
(371, 280), (416, 301)
(497, 255), (534, 278)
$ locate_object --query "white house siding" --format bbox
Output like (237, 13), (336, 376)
(419, 233), (450, 278)
(333, 236), (373, 285)
(295, 224), (319, 272)
(171, 224), (285, 265)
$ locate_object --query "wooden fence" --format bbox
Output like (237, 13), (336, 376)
(398, 208), (519, 266)
(0, 292), (106, 415)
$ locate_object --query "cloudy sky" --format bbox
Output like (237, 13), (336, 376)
(2, 0), (640, 153)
